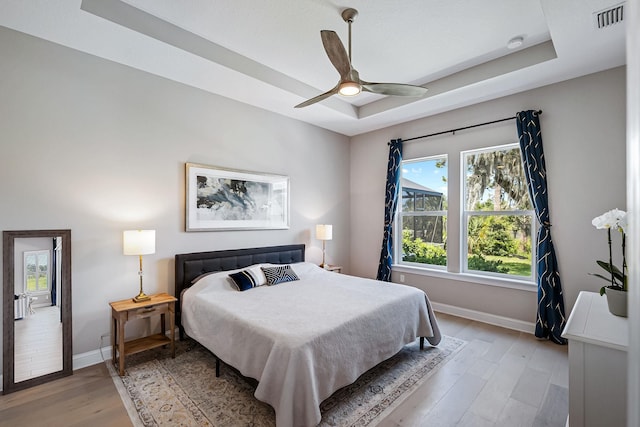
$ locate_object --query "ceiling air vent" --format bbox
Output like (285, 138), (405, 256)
(594, 3), (624, 28)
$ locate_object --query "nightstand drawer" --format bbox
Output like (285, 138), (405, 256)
(131, 304), (168, 320)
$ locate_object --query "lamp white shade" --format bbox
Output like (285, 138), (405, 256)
(316, 224), (333, 241)
(123, 230), (156, 255)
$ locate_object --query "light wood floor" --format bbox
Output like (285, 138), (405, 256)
(0, 362), (131, 427)
(0, 313), (568, 427)
(378, 313), (568, 427)
(14, 306), (63, 382)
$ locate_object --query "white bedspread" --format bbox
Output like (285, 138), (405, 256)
(182, 262), (441, 427)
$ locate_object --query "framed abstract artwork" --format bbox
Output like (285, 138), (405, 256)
(185, 163), (290, 231)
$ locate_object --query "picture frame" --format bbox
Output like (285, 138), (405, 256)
(185, 163), (290, 231)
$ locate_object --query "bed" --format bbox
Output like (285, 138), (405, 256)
(175, 244), (441, 427)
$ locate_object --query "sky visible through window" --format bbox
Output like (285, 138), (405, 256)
(402, 159), (447, 196)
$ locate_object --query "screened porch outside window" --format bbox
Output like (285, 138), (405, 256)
(399, 156), (448, 268)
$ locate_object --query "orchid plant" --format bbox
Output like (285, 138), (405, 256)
(591, 208), (627, 295)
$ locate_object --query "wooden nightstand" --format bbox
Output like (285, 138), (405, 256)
(110, 292), (177, 376)
(324, 265), (342, 273)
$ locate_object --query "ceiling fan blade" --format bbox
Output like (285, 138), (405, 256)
(361, 82), (428, 97)
(321, 30), (351, 78)
(294, 85), (340, 108)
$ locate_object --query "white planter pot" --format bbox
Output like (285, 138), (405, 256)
(605, 287), (628, 317)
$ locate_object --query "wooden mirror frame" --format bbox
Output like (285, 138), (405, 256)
(2, 229), (72, 394)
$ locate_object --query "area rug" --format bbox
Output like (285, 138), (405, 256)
(109, 336), (465, 427)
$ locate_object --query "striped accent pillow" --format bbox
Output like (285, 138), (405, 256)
(261, 265), (299, 286)
(228, 266), (266, 291)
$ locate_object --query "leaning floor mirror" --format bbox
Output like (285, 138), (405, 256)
(2, 229), (72, 394)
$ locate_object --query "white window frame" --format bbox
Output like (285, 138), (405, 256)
(393, 142), (537, 291)
(23, 250), (51, 294)
(461, 143), (536, 282)
(396, 155), (448, 270)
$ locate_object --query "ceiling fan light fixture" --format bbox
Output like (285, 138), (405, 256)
(338, 81), (361, 96)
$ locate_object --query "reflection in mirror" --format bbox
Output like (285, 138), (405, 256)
(3, 230), (72, 394)
(15, 240), (62, 382)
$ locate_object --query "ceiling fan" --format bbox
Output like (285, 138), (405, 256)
(295, 8), (428, 108)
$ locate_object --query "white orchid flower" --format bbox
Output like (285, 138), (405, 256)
(591, 208), (628, 293)
(617, 213), (628, 234)
(592, 208), (627, 230)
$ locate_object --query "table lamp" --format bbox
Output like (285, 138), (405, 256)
(123, 229), (155, 302)
(316, 224), (333, 268)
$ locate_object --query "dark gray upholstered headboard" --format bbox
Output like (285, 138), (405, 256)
(174, 244), (305, 336)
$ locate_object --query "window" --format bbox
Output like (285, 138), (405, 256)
(394, 141), (536, 288)
(24, 250), (50, 293)
(398, 156), (448, 268)
(463, 144), (534, 279)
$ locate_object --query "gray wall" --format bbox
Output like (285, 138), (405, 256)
(0, 27), (350, 358)
(350, 67), (626, 323)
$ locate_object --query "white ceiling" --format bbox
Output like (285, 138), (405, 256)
(0, 0), (627, 136)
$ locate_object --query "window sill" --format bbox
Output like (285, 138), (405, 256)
(392, 264), (537, 293)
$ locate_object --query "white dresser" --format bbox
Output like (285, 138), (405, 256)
(561, 291), (628, 427)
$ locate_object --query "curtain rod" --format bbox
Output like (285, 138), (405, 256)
(399, 110), (543, 143)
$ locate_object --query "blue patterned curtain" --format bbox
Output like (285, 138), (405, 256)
(377, 139), (403, 281)
(517, 110), (567, 345)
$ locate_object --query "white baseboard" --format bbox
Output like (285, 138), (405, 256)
(73, 328), (178, 371)
(73, 346), (112, 370)
(432, 302), (536, 334)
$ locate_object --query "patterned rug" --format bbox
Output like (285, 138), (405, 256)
(109, 336), (465, 427)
